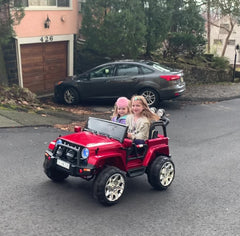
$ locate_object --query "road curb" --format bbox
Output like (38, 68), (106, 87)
(178, 95), (240, 103)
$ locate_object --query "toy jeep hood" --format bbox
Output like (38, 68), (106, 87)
(59, 131), (120, 149)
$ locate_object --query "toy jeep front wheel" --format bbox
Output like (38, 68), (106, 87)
(147, 156), (175, 190)
(93, 166), (126, 206)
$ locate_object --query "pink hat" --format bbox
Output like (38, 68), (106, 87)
(116, 97), (129, 108)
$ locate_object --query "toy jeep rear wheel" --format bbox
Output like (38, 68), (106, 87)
(93, 166), (126, 206)
(147, 156), (175, 190)
(44, 166), (69, 182)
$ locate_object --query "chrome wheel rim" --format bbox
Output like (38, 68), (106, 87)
(64, 89), (74, 104)
(160, 162), (174, 186)
(105, 173), (125, 202)
(142, 90), (156, 106)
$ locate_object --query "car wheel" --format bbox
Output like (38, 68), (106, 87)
(93, 166), (126, 206)
(63, 87), (79, 105)
(44, 166), (69, 182)
(140, 88), (159, 107)
(147, 156), (175, 190)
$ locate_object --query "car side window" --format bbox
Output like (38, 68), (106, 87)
(89, 65), (113, 78)
(140, 66), (154, 74)
(116, 64), (140, 76)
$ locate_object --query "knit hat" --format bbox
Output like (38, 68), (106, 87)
(116, 97), (129, 108)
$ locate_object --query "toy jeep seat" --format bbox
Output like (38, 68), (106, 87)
(148, 117), (169, 139)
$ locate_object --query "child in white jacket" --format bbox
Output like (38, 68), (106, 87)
(126, 95), (159, 144)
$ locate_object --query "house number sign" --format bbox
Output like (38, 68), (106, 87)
(40, 36), (54, 43)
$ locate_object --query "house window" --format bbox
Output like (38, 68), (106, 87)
(213, 39), (222, 45)
(58, 0), (69, 7)
(227, 40), (235, 45)
(219, 24), (229, 34)
(78, 0), (86, 12)
(14, 0), (28, 7)
(14, 0), (70, 7)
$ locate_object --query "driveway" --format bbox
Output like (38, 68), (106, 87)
(0, 98), (240, 235)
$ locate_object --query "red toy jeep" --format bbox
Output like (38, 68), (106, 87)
(43, 114), (175, 205)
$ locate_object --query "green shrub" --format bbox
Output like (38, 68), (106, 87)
(211, 56), (230, 70)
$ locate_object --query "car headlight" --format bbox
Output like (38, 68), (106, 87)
(81, 148), (89, 160)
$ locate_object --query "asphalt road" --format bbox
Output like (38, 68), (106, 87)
(0, 99), (240, 236)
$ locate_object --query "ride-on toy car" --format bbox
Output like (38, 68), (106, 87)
(43, 114), (175, 206)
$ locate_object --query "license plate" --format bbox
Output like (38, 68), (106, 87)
(57, 159), (70, 169)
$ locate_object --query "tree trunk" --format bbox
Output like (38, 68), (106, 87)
(221, 20), (235, 57)
(0, 44), (8, 86)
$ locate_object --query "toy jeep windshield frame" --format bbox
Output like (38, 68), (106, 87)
(84, 117), (128, 143)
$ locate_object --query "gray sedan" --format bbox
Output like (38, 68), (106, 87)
(54, 60), (186, 106)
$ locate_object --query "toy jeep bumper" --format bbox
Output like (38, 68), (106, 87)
(44, 150), (95, 178)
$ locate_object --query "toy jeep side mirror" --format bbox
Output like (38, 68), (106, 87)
(74, 126), (82, 132)
(123, 138), (132, 147)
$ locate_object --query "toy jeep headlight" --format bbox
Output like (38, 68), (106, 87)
(56, 147), (63, 157)
(81, 148), (89, 159)
(66, 149), (75, 161)
(56, 139), (62, 145)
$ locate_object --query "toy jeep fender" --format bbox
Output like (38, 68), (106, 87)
(43, 115), (175, 205)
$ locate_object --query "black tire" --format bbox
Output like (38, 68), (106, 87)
(44, 167), (69, 182)
(63, 87), (80, 105)
(93, 166), (126, 206)
(53, 94), (64, 104)
(147, 156), (175, 190)
(140, 88), (160, 107)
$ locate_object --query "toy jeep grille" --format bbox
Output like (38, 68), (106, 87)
(54, 139), (83, 165)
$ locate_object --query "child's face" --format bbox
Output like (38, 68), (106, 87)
(118, 107), (128, 117)
(132, 100), (144, 116)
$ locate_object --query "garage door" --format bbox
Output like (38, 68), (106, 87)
(21, 41), (67, 94)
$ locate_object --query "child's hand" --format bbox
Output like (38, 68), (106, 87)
(127, 133), (132, 139)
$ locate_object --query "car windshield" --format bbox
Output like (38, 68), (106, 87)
(85, 117), (128, 143)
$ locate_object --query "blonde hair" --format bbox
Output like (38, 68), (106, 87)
(111, 98), (131, 119)
(130, 95), (159, 121)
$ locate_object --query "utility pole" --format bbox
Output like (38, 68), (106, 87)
(232, 44), (239, 82)
(207, 0), (211, 53)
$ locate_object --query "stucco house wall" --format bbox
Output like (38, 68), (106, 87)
(12, 0), (80, 94)
(210, 16), (240, 65)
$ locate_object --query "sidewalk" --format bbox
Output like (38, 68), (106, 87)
(179, 83), (240, 102)
(0, 105), (112, 128)
(0, 83), (240, 129)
